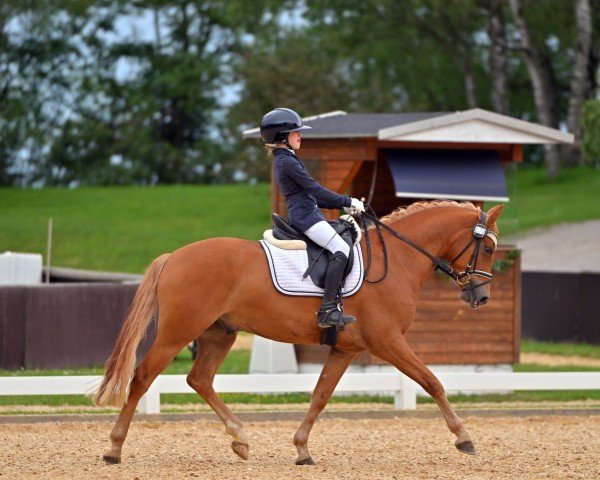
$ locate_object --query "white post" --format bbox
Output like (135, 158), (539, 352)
(0, 252), (43, 285)
(137, 384), (161, 414)
(394, 373), (417, 410)
(249, 336), (298, 374)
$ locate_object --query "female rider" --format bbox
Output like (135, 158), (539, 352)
(260, 108), (364, 329)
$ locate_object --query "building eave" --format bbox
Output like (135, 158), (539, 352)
(378, 108), (574, 144)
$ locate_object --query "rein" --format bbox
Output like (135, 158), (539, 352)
(359, 206), (389, 283)
(359, 207), (497, 293)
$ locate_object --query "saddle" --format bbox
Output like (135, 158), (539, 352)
(270, 213), (358, 289)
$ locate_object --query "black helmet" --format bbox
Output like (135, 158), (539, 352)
(260, 108), (312, 144)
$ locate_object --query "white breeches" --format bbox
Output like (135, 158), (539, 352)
(304, 221), (350, 257)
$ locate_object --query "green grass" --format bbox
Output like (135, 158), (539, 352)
(0, 184), (270, 273)
(0, 348), (249, 377)
(521, 340), (600, 359)
(515, 363), (599, 372)
(489, 165), (600, 236)
(1, 166), (599, 272)
(420, 390), (600, 404)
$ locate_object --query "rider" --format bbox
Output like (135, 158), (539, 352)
(260, 107), (365, 329)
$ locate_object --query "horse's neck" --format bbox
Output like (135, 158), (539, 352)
(386, 207), (474, 261)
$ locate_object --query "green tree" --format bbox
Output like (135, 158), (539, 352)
(582, 99), (600, 167)
(49, 1), (240, 185)
(231, 0), (596, 178)
(2, 1), (597, 185)
(2, 1), (284, 186)
(227, 29), (354, 182)
(0, 0), (93, 185)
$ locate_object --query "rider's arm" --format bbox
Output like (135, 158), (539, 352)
(284, 156), (351, 209)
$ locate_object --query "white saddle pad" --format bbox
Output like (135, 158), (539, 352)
(259, 239), (364, 297)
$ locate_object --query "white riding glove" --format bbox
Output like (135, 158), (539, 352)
(344, 197), (365, 214)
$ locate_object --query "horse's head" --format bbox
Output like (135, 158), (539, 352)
(446, 204), (504, 309)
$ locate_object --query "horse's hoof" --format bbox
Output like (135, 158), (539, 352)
(456, 440), (477, 455)
(102, 454), (121, 464)
(296, 457), (315, 465)
(231, 441), (249, 460)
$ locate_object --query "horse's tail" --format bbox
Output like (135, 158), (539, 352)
(91, 253), (171, 407)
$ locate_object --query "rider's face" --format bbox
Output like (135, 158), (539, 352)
(287, 131), (302, 150)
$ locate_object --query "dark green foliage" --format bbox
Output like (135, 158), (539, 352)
(43, 1), (267, 185)
(1, 1), (285, 185)
(492, 249), (520, 274)
(0, 1), (597, 185)
(583, 99), (600, 167)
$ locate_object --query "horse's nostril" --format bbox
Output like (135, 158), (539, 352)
(479, 296), (489, 306)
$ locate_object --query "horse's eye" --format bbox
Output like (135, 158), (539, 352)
(484, 246), (494, 255)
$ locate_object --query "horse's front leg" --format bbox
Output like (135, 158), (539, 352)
(293, 348), (356, 465)
(370, 334), (476, 455)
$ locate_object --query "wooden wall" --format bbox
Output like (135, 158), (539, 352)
(295, 246), (521, 366)
(521, 271), (600, 344)
(272, 138), (374, 218)
(274, 138), (521, 366)
(351, 154), (399, 215)
(0, 283), (153, 370)
(274, 139), (520, 219)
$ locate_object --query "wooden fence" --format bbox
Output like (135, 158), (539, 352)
(1, 270), (598, 371)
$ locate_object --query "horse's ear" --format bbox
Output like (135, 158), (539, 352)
(486, 204), (504, 226)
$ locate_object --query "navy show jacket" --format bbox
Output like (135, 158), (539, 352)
(273, 147), (351, 232)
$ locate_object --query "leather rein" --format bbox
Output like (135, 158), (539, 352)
(359, 207), (498, 294)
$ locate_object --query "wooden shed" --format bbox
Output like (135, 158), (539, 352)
(244, 109), (573, 370)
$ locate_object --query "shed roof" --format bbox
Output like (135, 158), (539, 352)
(243, 108), (574, 144)
(243, 111), (448, 139)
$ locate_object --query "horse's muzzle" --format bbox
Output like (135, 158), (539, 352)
(459, 281), (490, 309)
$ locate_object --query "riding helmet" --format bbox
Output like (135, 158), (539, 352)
(259, 108), (312, 144)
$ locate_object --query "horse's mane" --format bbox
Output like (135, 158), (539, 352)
(378, 200), (480, 226)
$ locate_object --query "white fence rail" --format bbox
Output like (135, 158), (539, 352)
(1, 372), (599, 414)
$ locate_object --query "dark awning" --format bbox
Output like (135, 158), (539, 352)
(384, 149), (509, 202)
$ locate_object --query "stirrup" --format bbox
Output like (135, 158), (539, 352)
(317, 308), (340, 328)
(317, 308), (355, 330)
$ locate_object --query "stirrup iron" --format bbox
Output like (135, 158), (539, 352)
(317, 305), (355, 330)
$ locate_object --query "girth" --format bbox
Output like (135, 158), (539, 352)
(270, 213), (356, 289)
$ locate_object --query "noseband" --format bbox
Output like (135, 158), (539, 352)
(360, 208), (497, 295)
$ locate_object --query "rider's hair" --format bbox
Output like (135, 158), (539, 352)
(264, 144), (275, 159)
(264, 142), (287, 159)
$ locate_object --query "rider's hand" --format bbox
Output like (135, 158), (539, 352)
(344, 197), (365, 214)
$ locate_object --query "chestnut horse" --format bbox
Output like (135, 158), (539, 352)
(93, 201), (504, 465)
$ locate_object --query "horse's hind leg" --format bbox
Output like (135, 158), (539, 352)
(103, 342), (181, 463)
(371, 335), (476, 455)
(293, 348), (356, 465)
(186, 323), (249, 460)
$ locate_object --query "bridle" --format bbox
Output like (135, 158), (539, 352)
(447, 211), (497, 290)
(359, 207), (498, 295)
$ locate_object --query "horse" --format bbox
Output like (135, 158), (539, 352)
(93, 200), (504, 465)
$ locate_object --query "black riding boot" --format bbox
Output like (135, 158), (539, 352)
(317, 252), (356, 329)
